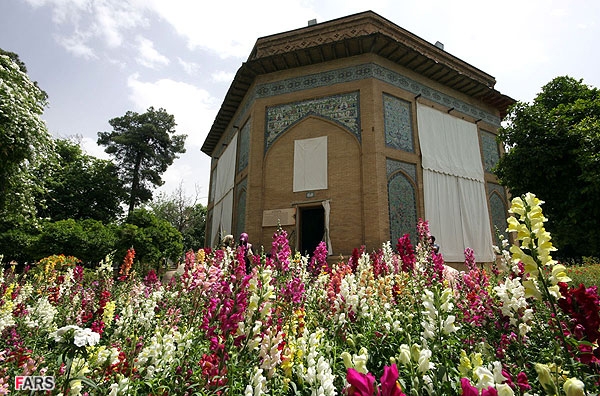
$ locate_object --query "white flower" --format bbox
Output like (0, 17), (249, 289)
(474, 365), (495, 390)
(443, 315), (459, 334)
(398, 344), (411, 365)
(49, 325), (81, 343)
(73, 327), (100, 347)
(417, 348), (433, 373)
(497, 383), (515, 396)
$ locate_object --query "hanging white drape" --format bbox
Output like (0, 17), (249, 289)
(293, 136), (328, 192)
(322, 200), (333, 255)
(417, 104), (494, 262)
(210, 133), (238, 246)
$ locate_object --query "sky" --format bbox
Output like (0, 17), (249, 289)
(1, 0), (599, 205)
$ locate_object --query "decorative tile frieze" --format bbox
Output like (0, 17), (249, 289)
(255, 63), (500, 127)
(214, 63), (500, 157)
(265, 92), (360, 152)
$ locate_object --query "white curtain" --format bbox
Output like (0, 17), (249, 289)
(417, 104), (494, 262)
(293, 136), (328, 192)
(210, 133), (238, 246)
(322, 200), (333, 255)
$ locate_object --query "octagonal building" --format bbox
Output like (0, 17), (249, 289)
(202, 11), (515, 264)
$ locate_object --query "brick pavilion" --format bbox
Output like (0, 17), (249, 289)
(201, 11), (515, 263)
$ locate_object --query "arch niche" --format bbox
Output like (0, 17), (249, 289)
(263, 116), (363, 256)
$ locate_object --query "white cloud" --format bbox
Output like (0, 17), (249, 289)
(126, 73), (218, 148)
(25, 0), (149, 57)
(211, 70), (235, 83)
(178, 57), (200, 75)
(145, 0), (318, 58)
(56, 31), (97, 59)
(80, 136), (111, 160)
(136, 36), (170, 69)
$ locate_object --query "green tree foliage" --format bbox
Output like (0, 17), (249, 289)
(496, 76), (600, 259)
(148, 183), (206, 251)
(97, 107), (186, 216)
(33, 219), (118, 265)
(35, 138), (125, 223)
(115, 208), (183, 273)
(0, 51), (52, 224)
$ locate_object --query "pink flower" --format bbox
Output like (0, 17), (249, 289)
(481, 387), (498, 396)
(396, 234), (415, 273)
(460, 378), (479, 396)
(516, 371), (531, 391)
(378, 364), (406, 396)
(346, 368), (375, 396)
(309, 241), (329, 275)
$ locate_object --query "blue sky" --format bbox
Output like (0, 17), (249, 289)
(1, 0), (599, 204)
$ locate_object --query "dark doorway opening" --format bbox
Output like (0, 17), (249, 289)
(299, 206), (325, 256)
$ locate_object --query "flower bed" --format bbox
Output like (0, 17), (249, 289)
(1, 193), (599, 395)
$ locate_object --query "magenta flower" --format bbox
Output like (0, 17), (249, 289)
(346, 365), (406, 396)
(460, 378), (479, 396)
(396, 234), (415, 273)
(309, 241), (329, 276)
(346, 368), (375, 395)
(481, 387), (498, 396)
(516, 371), (532, 391)
(378, 364), (406, 396)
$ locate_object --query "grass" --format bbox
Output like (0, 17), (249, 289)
(564, 257), (600, 289)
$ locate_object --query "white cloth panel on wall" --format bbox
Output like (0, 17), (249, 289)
(293, 136), (328, 192)
(210, 133), (238, 246)
(417, 104), (494, 262)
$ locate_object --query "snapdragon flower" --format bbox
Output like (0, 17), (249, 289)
(50, 325), (100, 347)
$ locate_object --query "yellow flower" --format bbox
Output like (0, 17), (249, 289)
(524, 192), (543, 208)
(509, 197), (525, 218)
(523, 279), (543, 300)
(470, 352), (483, 369)
(103, 301), (116, 326)
(535, 363), (557, 395)
(550, 264), (571, 285)
(458, 350), (472, 377)
(341, 351), (353, 369)
(196, 249), (206, 264)
(510, 245), (538, 276)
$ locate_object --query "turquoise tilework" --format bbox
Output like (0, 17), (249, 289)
(386, 159), (417, 244)
(265, 92), (360, 152)
(384, 93), (414, 152)
(481, 130), (500, 173)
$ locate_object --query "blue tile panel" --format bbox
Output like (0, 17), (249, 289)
(235, 178), (248, 238)
(383, 93), (414, 152)
(265, 92), (360, 152)
(481, 130), (500, 173)
(386, 159), (418, 245)
(487, 182), (508, 246)
(237, 121), (251, 173)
